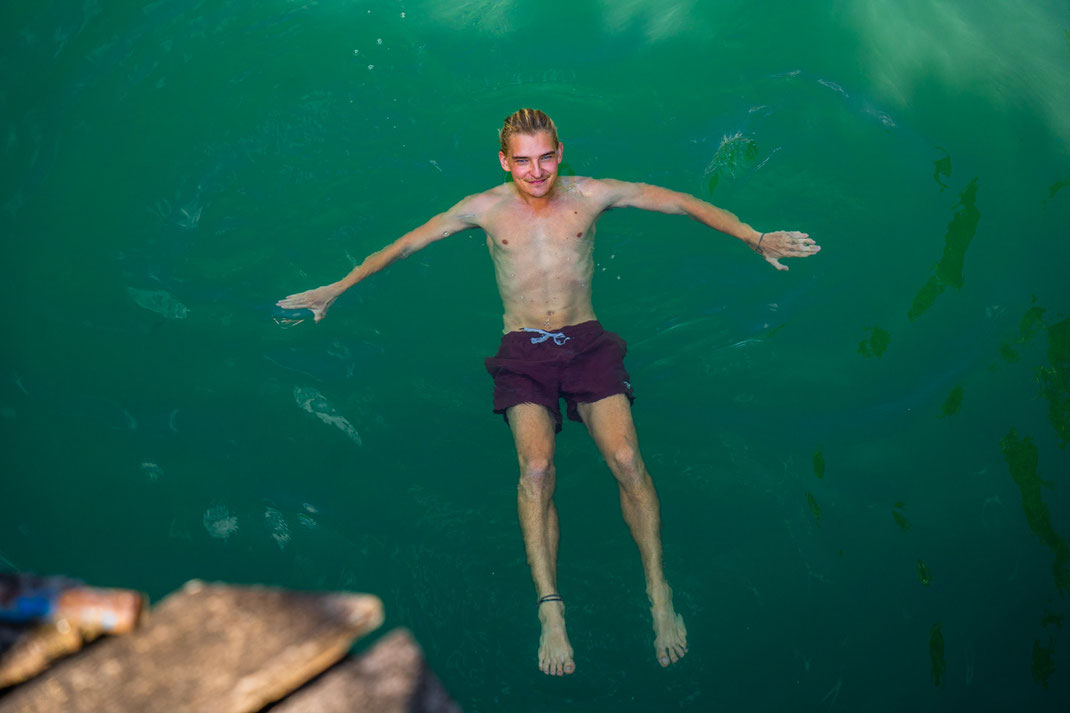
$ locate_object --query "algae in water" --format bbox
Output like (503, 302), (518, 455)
(1049, 175), (1070, 200)
(999, 297), (1046, 365)
(1041, 608), (1063, 630)
(858, 325), (890, 358)
(908, 177), (980, 321)
(704, 132), (758, 195)
(1032, 637), (1056, 688)
(1000, 342), (1020, 364)
(939, 385), (964, 418)
(813, 448), (825, 479)
(893, 502), (911, 532)
(1000, 429), (1070, 594)
(932, 149), (951, 191)
(1037, 317), (1070, 447)
(916, 558), (932, 586)
(929, 623), (946, 688)
(806, 492), (822, 527)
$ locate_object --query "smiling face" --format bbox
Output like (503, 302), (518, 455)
(499, 130), (564, 200)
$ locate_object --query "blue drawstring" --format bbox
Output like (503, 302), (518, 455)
(520, 327), (570, 345)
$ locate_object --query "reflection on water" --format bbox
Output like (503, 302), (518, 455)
(849, 0), (1070, 144)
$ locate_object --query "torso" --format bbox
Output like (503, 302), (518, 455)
(477, 177), (609, 333)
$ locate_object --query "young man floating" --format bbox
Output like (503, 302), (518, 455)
(278, 109), (820, 675)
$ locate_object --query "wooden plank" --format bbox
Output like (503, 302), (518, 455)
(270, 628), (461, 713)
(0, 622), (95, 689)
(0, 581), (383, 713)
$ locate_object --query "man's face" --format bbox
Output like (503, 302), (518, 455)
(499, 131), (563, 199)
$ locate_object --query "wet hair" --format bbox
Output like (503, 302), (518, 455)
(499, 108), (559, 155)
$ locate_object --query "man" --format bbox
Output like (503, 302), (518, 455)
(278, 108), (820, 676)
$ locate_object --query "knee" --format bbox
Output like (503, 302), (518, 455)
(608, 445), (646, 486)
(518, 458), (555, 498)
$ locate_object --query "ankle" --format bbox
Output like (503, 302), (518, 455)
(647, 581), (673, 607)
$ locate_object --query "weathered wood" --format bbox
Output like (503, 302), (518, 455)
(269, 628), (461, 713)
(0, 581), (383, 713)
(0, 622), (94, 689)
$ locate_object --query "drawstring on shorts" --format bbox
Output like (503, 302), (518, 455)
(520, 327), (570, 345)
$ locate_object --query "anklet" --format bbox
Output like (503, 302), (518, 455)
(537, 594), (563, 606)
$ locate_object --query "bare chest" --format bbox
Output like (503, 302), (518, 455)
(483, 201), (598, 262)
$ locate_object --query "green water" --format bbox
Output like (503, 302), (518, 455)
(2, 0), (1069, 709)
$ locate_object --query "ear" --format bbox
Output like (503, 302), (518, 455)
(556, 141), (564, 161)
(499, 150), (510, 172)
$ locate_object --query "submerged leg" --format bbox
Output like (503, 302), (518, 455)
(508, 403), (575, 676)
(578, 394), (688, 667)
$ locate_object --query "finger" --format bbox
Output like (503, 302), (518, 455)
(769, 257), (788, 271)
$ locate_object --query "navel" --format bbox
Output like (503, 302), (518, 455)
(576, 232), (582, 237)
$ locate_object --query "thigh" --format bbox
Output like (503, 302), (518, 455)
(576, 393), (640, 460)
(507, 402), (558, 468)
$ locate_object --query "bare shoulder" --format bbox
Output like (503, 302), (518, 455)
(444, 186), (509, 226)
(570, 176), (642, 210)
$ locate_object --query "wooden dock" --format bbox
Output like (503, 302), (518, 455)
(0, 581), (460, 713)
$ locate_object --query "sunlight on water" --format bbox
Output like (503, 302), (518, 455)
(850, 0), (1070, 143)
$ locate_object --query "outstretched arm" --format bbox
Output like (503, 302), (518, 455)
(277, 195), (485, 322)
(598, 179), (820, 271)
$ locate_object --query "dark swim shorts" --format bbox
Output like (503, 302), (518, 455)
(484, 320), (635, 432)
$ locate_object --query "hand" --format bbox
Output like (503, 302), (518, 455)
(276, 283), (343, 323)
(752, 230), (820, 271)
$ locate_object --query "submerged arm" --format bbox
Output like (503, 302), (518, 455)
(599, 179), (819, 271)
(277, 196), (483, 321)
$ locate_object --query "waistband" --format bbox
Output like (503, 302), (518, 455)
(501, 320), (603, 346)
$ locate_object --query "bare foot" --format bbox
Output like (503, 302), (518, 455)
(537, 602), (575, 675)
(651, 587), (688, 667)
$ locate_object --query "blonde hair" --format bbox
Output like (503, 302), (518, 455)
(499, 108), (559, 155)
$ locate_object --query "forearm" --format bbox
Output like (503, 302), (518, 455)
(335, 211), (460, 291)
(336, 238), (411, 290)
(678, 194), (762, 249)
